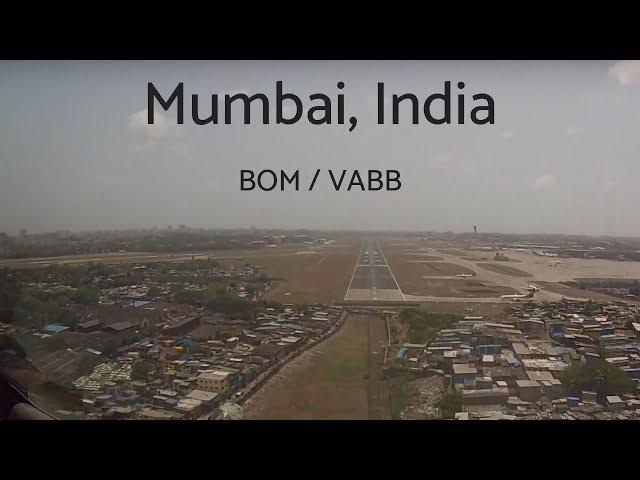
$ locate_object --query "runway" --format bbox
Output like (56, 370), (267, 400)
(344, 239), (406, 302)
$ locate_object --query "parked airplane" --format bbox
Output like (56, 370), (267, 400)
(500, 285), (539, 301)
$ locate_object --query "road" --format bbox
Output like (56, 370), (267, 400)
(344, 239), (406, 302)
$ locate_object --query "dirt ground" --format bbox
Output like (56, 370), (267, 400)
(437, 249), (469, 256)
(376, 240), (519, 300)
(401, 375), (444, 420)
(534, 281), (636, 303)
(367, 313), (391, 419)
(461, 256), (488, 262)
(244, 314), (389, 419)
(476, 262), (534, 277)
(417, 301), (513, 318)
(422, 278), (517, 298)
(1, 239), (362, 305)
(404, 254), (444, 262)
(416, 262), (475, 276)
(386, 256), (471, 290)
(219, 244), (360, 305)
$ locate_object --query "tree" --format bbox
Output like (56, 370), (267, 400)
(399, 308), (460, 344)
(101, 339), (120, 357)
(132, 360), (153, 381)
(583, 300), (601, 316)
(0, 334), (27, 359)
(259, 299), (284, 312)
(147, 286), (161, 299)
(436, 390), (463, 419)
(56, 308), (79, 328)
(559, 359), (634, 402)
(174, 289), (203, 305)
(87, 262), (111, 277)
(72, 286), (100, 305)
(43, 335), (67, 352)
(205, 293), (257, 320)
(76, 355), (101, 376)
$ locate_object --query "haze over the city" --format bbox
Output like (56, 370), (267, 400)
(1, 60), (640, 236)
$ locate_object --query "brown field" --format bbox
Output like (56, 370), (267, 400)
(416, 301), (513, 318)
(2, 240), (362, 305)
(405, 254), (444, 262)
(218, 245), (359, 304)
(534, 281), (635, 303)
(244, 314), (386, 419)
(0, 244), (349, 269)
(437, 249), (469, 256)
(476, 262), (533, 277)
(418, 262), (475, 276)
(422, 278), (517, 298)
(385, 257), (476, 295)
(381, 241), (488, 296)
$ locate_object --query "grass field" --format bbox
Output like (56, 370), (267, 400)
(244, 315), (371, 419)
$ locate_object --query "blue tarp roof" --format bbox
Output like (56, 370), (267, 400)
(133, 300), (151, 308)
(177, 338), (198, 347)
(43, 324), (69, 334)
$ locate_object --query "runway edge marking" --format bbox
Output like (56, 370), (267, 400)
(344, 241), (365, 301)
(375, 239), (407, 301)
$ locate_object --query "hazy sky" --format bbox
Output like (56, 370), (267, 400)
(1, 60), (640, 236)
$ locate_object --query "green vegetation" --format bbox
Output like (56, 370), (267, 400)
(42, 335), (67, 352)
(0, 276), (20, 323)
(147, 286), (162, 299)
(399, 308), (460, 344)
(325, 353), (367, 381)
(583, 299), (601, 316)
(257, 299), (284, 312)
(0, 278), (79, 329)
(388, 371), (416, 419)
(71, 286), (100, 305)
(132, 359), (153, 381)
(435, 390), (463, 419)
(206, 294), (258, 320)
(55, 308), (79, 328)
(86, 262), (113, 277)
(100, 339), (120, 357)
(30, 380), (83, 411)
(0, 334), (27, 358)
(559, 359), (634, 401)
(172, 281), (279, 320)
(76, 355), (102, 376)
(173, 289), (204, 305)
(174, 258), (221, 271)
